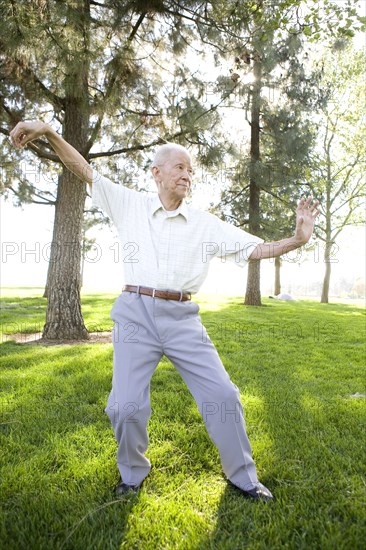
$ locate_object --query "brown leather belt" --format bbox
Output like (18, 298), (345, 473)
(122, 285), (191, 302)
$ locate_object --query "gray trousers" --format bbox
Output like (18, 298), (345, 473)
(106, 291), (259, 491)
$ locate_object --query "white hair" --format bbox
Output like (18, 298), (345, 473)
(151, 143), (191, 167)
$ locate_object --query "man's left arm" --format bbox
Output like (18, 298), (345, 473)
(249, 196), (320, 261)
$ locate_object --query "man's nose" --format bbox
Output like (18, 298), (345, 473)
(182, 170), (191, 182)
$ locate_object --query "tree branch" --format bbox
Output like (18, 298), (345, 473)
(220, 184), (250, 206)
(26, 142), (61, 162)
(89, 134), (176, 158)
(331, 192), (365, 216)
(0, 98), (61, 162)
(329, 155), (361, 207)
(85, 13), (147, 154)
(261, 187), (295, 210)
(0, 49), (64, 112)
(222, 213), (250, 226)
(127, 12), (146, 44)
(89, 81), (237, 159)
(332, 208), (355, 241)
(7, 185), (55, 205)
(333, 220), (364, 233)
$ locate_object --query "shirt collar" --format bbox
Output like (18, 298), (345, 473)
(149, 194), (189, 221)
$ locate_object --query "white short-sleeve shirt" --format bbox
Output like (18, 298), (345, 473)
(92, 170), (263, 294)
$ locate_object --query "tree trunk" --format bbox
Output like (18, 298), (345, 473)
(245, 46), (262, 306)
(321, 127), (333, 305)
(80, 234), (86, 290)
(274, 256), (281, 295)
(42, 142), (89, 340)
(321, 242), (331, 303)
(42, 0), (90, 339)
(245, 261), (261, 305)
(43, 176), (62, 299)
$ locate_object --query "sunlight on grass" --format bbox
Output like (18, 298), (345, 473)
(300, 394), (326, 419)
(1, 291), (365, 549)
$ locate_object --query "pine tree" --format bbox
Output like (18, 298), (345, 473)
(0, 1), (229, 339)
(215, 32), (319, 304)
(212, 1), (363, 305)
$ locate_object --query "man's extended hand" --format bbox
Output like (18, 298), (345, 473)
(10, 121), (48, 149)
(294, 196), (320, 245)
(249, 196), (320, 261)
(9, 120), (93, 186)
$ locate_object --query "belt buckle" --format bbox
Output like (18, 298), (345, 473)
(152, 289), (156, 298)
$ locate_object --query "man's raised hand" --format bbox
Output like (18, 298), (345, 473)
(294, 196), (320, 245)
(10, 120), (93, 186)
(10, 121), (47, 149)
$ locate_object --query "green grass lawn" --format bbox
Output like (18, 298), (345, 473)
(1, 290), (365, 549)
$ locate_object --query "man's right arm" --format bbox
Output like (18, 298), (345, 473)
(10, 121), (93, 188)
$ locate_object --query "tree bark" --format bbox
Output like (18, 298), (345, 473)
(42, 0), (90, 339)
(245, 46), (262, 306)
(245, 261), (261, 305)
(321, 125), (333, 305)
(321, 241), (332, 303)
(274, 256), (281, 295)
(43, 176), (62, 299)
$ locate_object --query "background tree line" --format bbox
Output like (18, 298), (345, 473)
(0, 0), (364, 339)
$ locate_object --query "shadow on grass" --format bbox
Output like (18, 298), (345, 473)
(1, 343), (206, 549)
(1, 297), (365, 548)
(0, 293), (117, 337)
(1, 342), (118, 547)
(195, 298), (365, 549)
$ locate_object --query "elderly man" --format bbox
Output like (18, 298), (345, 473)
(10, 121), (319, 501)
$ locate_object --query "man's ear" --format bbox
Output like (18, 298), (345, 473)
(151, 166), (159, 182)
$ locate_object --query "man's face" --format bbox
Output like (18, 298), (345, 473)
(152, 150), (193, 206)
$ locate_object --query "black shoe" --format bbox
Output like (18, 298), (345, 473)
(115, 481), (140, 495)
(231, 481), (274, 502)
